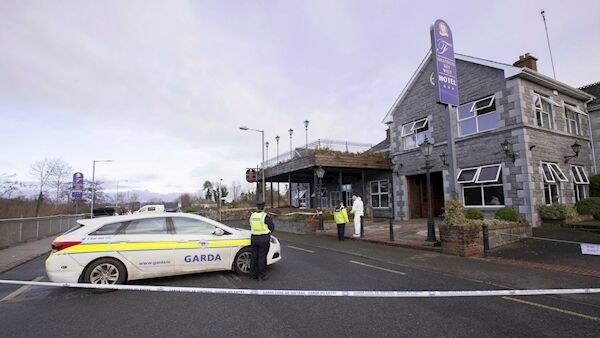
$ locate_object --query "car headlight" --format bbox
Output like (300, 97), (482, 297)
(270, 236), (278, 244)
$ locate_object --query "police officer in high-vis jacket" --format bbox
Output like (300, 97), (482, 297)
(333, 200), (349, 241)
(249, 201), (275, 280)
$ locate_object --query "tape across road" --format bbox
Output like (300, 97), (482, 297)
(1, 279), (599, 298)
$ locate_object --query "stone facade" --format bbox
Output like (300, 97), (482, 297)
(387, 54), (595, 226)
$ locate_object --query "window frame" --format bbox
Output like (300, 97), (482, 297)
(122, 217), (169, 235)
(533, 93), (558, 129)
(369, 180), (390, 209)
(401, 117), (431, 150)
(458, 164), (505, 207)
(457, 95), (498, 137)
(564, 104), (581, 136)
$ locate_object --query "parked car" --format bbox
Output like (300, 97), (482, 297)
(135, 204), (165, 213)
(93, 206), (123, 217)
(45, 212), (282, 284)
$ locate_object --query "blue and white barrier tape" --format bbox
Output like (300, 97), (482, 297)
(1, 279), (599, 298)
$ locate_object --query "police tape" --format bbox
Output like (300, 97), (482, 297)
(1, 279), (599, 298)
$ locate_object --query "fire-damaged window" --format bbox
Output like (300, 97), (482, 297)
(401, 117), (430, 150)
(457, 164), (504, 206)
(570, 165), (589, 202)
(369, 180), (389, 208)
(457, 95), (498, 137)
(541, 162), (568, 205)
(533, 93), (559, 129)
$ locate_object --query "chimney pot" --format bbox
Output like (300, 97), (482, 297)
(513, 53), (538, 72)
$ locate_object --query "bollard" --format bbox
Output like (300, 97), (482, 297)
(318, 210), (324, 231)
(482, 223), (490, 258)
(389, 217), (394, 241)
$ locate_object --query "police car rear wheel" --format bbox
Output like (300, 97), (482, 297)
(84, 258), (127, 284)
(233, 248), (252, 274)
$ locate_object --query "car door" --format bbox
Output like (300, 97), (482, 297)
(170, 216), (232, 273)
(110, 217), (174, 277)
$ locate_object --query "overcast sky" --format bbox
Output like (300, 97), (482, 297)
(1, 0), (599, 197)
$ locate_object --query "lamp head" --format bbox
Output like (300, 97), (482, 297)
(304, 120), (309, 128)
(239, 126), (249, 131)
(419, 138), (433, 157)
(316, 166), (325, 179)
(571, 140), (581, 156)
(275, 135), (280, 142)
(288, 128), (294, 136)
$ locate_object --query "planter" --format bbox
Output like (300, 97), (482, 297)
(440, 224), (481, 257)
(305, 218), (318, 234)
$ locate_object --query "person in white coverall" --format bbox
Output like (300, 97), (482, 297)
(350, 195), (364, 237)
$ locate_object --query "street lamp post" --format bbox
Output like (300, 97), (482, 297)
(240, 126), (266, 201)
(304, 120), (309, 152)
(288, 128), (294, 157)
(90, 159), (113, 218)
(275, 136), (280, 207)
(316, 166), (325, 231)
(420, 138), (437, 243)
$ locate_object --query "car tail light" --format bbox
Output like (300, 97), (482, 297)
(51, 241), (81, 253)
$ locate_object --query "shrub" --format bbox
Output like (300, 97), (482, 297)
(494, 207), (520, 222)
(443, 198), (467, 226)
(575, 197), (600, 216)
(590, 175), (600, 197)
(465, 208), (484, 220)
(537, 203), (577, 220)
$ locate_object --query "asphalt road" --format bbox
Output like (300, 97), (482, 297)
(1, 239), (599, 338)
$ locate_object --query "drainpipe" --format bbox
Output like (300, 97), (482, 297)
(584, 97), (597, 174)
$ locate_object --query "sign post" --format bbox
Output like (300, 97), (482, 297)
(72, 172), (84, 214)
(431, 19), (459, 198)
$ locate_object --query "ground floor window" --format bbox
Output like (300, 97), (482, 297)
(544, 184), (560, 205)
(457, 164), (504, 206)
(541, 162), (568, 205)
(370, 180), (389, 208)
(571, 165), (589, 202)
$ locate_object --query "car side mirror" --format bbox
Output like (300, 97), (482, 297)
(214, 228), (225, 236)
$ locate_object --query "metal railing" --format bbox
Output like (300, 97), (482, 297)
(263, 139), (373, 168)
(0, 214), (87, 249)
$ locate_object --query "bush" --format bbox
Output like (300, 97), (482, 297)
(465, 208), (484, 220)
(493, 207), (520, 222)
(575, 197), (600, 216)
(537, 203), (577, 220)
(590, 175), (600, 197)
(443, 198), (467, 226)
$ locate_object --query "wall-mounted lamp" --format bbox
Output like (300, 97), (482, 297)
(439, 152), (448, 166)
(500, 140), (516, 163)
(564, 140), (581, 163)
(529, 145), (536, 151)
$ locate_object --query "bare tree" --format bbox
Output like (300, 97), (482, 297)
(231, 180), (242, 203)
(48, 158), (73, 206)
(0, 173), (23, 198)
(179, 193), (192, 209)
(29, 158), (57, 216)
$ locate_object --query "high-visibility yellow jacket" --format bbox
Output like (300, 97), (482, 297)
(333, 206), (349, 224)
(249, 212), (271, 235)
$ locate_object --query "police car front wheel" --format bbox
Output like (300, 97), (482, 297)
(233, 248), (252, 275)
(83, 258), (127, 284)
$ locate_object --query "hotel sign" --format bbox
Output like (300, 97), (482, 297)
(431, 19), (459, 106)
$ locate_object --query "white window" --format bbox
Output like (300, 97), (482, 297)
(541, 162), (568, 205)
(370, 180), (389, 208)
(457, 95), (498, 136)
(533, 93), (559, 129)
(401, 117), (431, 150)
(570, 165), (589, 202)
(172, 217), (217, 235)
(564, 106), (580, 135)
(457, 164), (504, 206)
(124, 218), (168, 234)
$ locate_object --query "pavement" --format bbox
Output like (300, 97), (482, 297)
(0, 237), (54, 274)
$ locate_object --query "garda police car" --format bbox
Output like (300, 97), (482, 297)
(45, 213), (281, 284)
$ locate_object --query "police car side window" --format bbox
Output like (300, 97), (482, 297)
(89, 222), (123, 236)
(123, 218), (168, 235)
(172, 218), (216, 235)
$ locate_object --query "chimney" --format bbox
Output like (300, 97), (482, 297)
(513, 53), (538, 71)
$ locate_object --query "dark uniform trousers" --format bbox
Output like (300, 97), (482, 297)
(250, 234), (271, 279)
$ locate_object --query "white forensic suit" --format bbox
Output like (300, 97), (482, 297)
(350, 196), (364, 237)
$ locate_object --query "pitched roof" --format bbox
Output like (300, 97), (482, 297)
(579, 82), (600, 109)
(382, 52), (594, 123)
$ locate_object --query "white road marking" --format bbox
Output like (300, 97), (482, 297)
(287, 245), (315, 254)
(349, 260), (407, 276)
(503, 296), (600, 322)
(1, 276), (44, 303)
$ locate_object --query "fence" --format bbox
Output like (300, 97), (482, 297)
(0, 214), (87, 249)
(263, 139), (373, 168)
